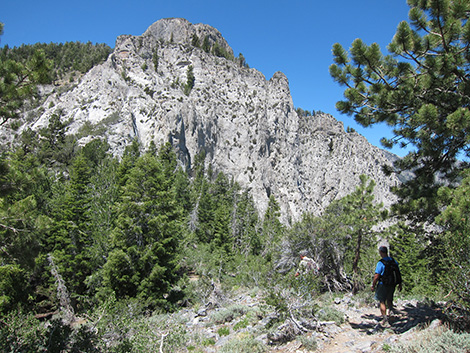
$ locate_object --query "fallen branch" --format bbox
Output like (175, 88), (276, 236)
(159, 332), (168, 353)
(289, 311), (309, 334)
(443, 290), (453, 299)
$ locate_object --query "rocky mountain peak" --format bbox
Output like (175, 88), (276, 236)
(7, 18), (400, 223)
(141, 18), (232, 55)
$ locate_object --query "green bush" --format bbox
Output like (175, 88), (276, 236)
(0, 264), (29, 314)
(390, 327), (470, 353)
(0, 310), (99, 353)
(183, 65), (195, 96)
(316, 306), (345, 326)
(210, 304), (248, 324)
(233, 317), (249, 331)
(227, 254), (271, 289)
(218, 334), (267, 353)
(298, 334), (317, 351)
(218, 326), (230, 336)
(202, 338), (216, 346)
(86, 298), (190, 352)
(0, 311), (48, 352)
(161, 325), (188, 353)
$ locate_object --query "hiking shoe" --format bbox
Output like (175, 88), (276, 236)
(368, 324), (381, 334)
(380, 318), (390, 327)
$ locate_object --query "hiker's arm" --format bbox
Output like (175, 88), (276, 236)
(371, 273), (380, 291)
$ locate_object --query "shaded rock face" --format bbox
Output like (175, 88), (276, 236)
(12, 18), (400, 222)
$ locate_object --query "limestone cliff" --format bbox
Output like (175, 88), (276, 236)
(10, 18), (400, 222)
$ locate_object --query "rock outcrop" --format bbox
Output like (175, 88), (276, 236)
(9, 18), (400, 222)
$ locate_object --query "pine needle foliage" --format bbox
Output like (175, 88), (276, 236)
(330, 0), (470, 223)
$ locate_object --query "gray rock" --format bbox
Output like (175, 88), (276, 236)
(197, 308), (207, 317)
(427, 318), (442, 330)
(6, 18), (401, 222)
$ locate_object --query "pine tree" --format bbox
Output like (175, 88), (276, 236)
(191, 34), (200, 48)
(105, 150), (183, 307)
(84, 141), (120, 290)
(116, 139), (140, 187)
(210, 172), (233, 256)
(45, 154), (93, 297)
(184, 65), (195, 96)
(0, 150), (52, 312)
(193, 171), (234, 257)
(436, 169), (470, 303)
(202, 36), (211, 53)
(38, 113), (75, 166)
(194, 178), (214, 244)
(326, 175), (386, 292)
(261, 195), (284, 262)
(0, 23), (52, 125)
(232, 190), (261, 256)
(330, 0), (470, 222)
(387, 222), (428, 294)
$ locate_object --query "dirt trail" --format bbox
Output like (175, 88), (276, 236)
(316, 299), (444, 353)
(191, 288), (445, 353)
(317, 305), (394, 353)
(271, 298), (444, 353)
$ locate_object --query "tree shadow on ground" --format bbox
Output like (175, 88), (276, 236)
(350, 302), (444, 335)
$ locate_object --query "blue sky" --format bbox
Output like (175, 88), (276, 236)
(1, 0), (411, 156)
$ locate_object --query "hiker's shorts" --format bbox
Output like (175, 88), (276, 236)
(375, 283), (395, 302)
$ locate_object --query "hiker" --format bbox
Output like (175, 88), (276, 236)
(295, 252), (319, 277)
(371, 246), (402, 326)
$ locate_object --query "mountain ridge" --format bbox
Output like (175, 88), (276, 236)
(6, 18), (400, 222)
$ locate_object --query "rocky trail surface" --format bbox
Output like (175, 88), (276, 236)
(180, 287), (446, 353)
(312, 297), (444, 353)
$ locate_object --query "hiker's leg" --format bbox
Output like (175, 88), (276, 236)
(379, 301), (390, 326)
(386, 286), (396, 314)
(386, 299), (395, 318)
(379, 301), (387, 317)
(375, 284), (389, 324)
